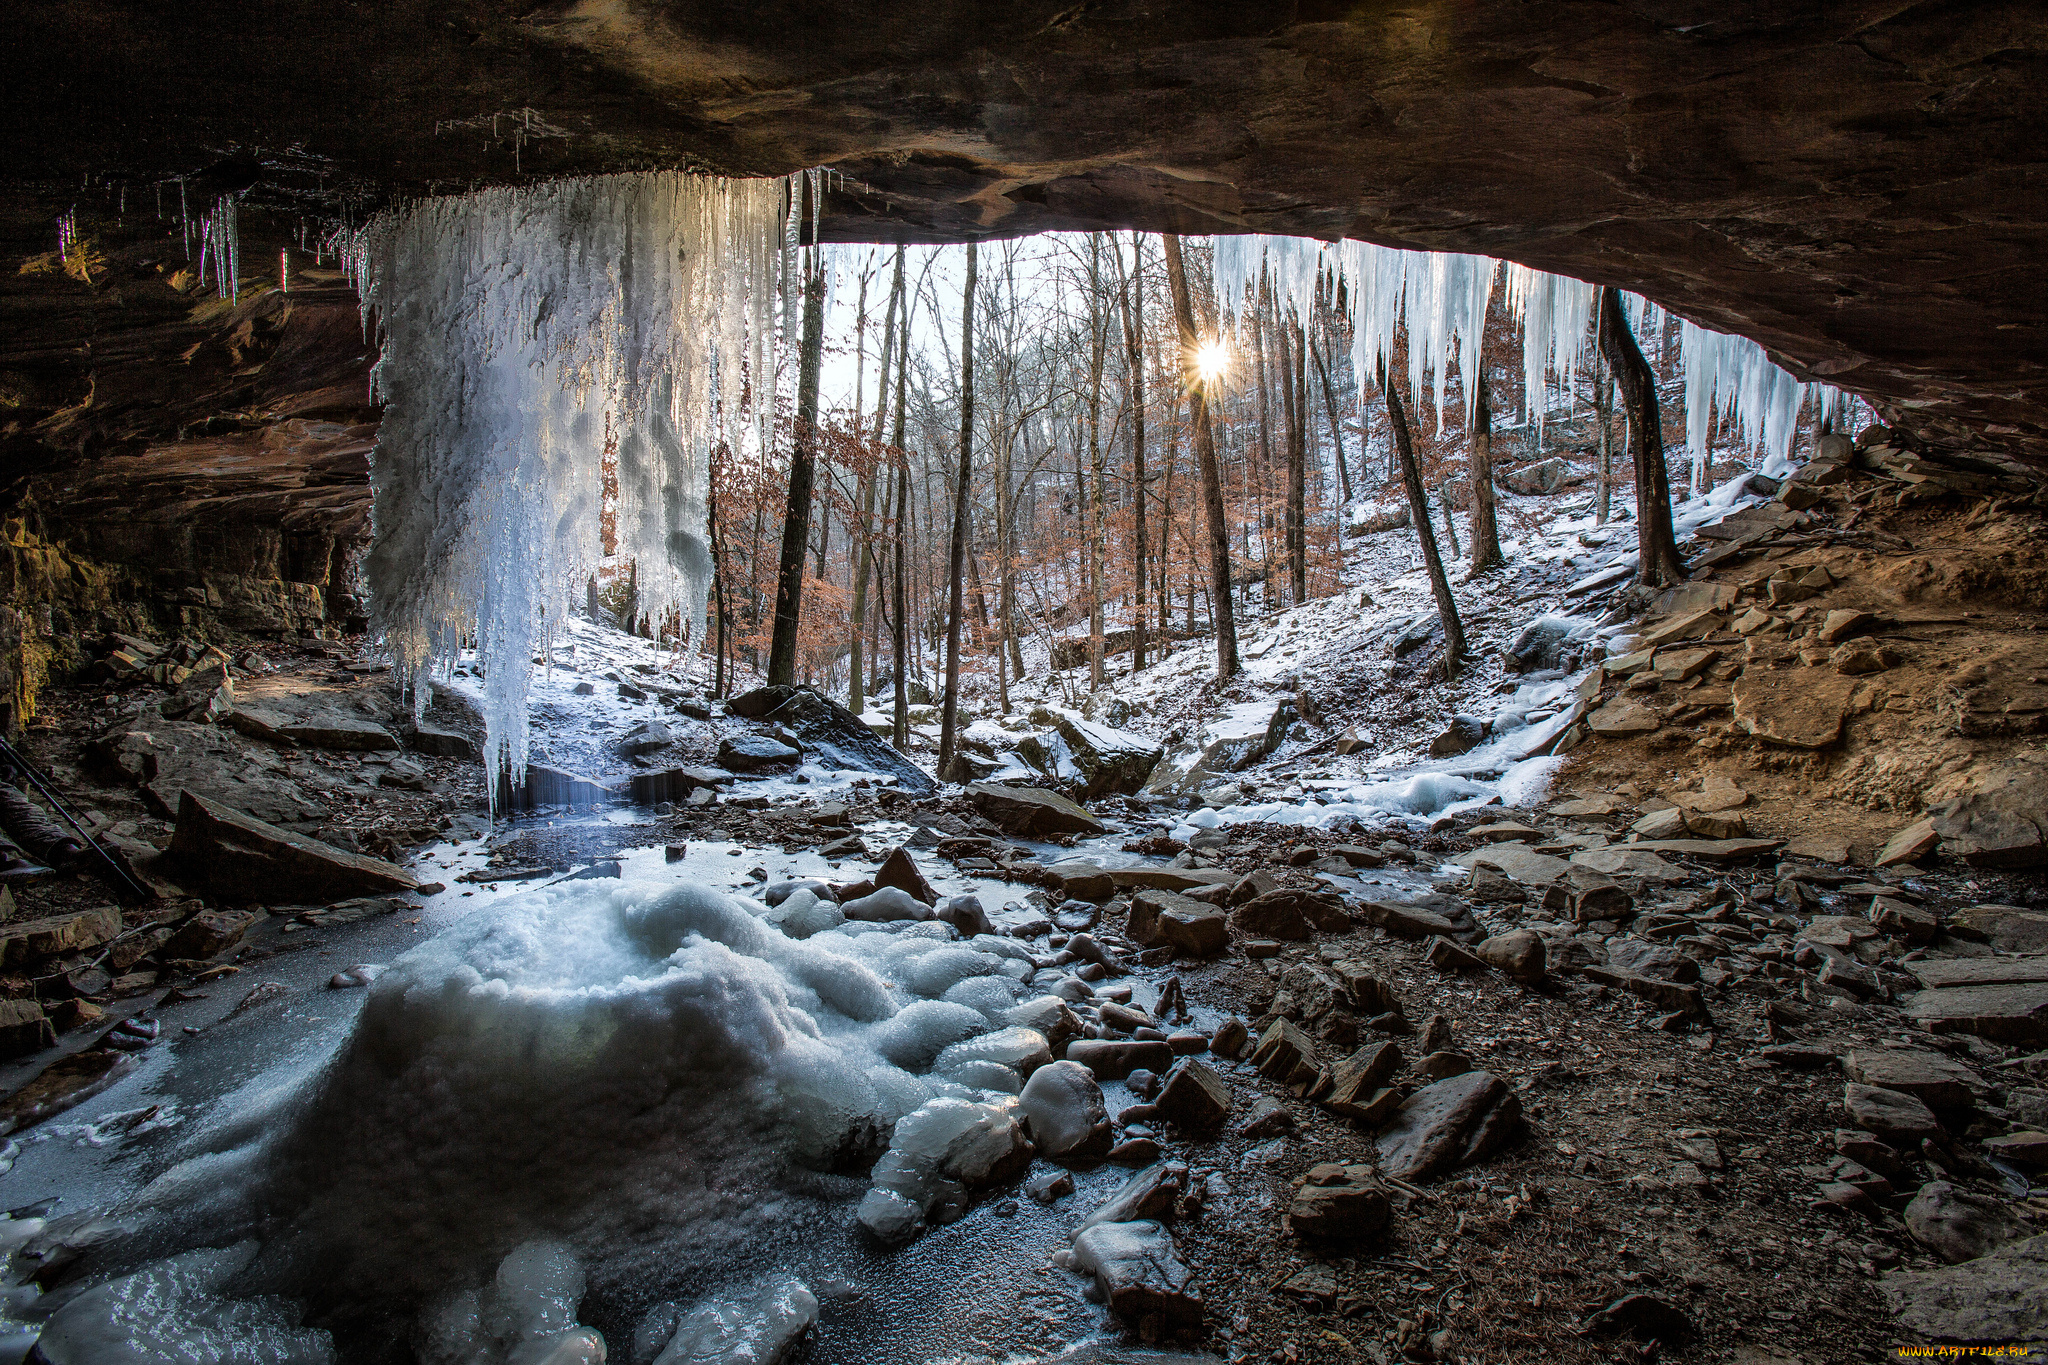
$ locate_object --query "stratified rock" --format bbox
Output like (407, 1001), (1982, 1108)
(1068, 1220), (1203, 1332)
(718, 735), (800, 772)
(1905, 1181), (2022, 1263)
(1587, 699), (1661, 737)
(1926, 753), (2048, 869)
(1129, 889), (1229, 957)
(727, 685), (935, 792)
(1250, 1020), (1323, 1087)
(0, 999), (55, 1059)
(1843, 1083), (1943, 1142)
(1357, 899), (1460, 940)
(0, 906), (120, 967)
(1731, 669), (1857, 748)
(1882, 1233), (2048, 1344)
(277, 713), (401, 750)
(1570, 846), (1685, 883)
(1844, 1050), (1979, 1111)
(1231, 890), (1329, 940)
(160, 908), (258, 960)
(1877, 818), (1941, 868)
(1287, 1166), (1393, 1240)
(1153, 1059), (1231, 1131)
(1018, 1059), (1111, 1157)
(1047, 861), (1116, 903)
(1905, 982), (2048, 1047)
(1375, 1070), (1522, 1181)
(965, 783), (1106, 836)
(169, 791), (418, 901)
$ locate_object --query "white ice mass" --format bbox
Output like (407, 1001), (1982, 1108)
(355, 172), (795, 791)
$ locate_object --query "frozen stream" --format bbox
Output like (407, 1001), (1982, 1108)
(0, 810), (1266, 1365)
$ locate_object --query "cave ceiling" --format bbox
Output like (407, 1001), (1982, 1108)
(6, 0), (2047, 462)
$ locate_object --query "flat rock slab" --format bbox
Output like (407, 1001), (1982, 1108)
(1587, 699), (1662, 737)
(965, 783), (1106, 836)
(169, 790), (418, 902)
(1548, 794), (1630, 817)
(0, 907), (120, 967)
(1844, 1050), (1980, 1110)
(1453, 843), (1571, 884)
(1928, 753), (2048, 869)
(1570, 846), (1685, 883)
(1070, 1220), (1204, 1333)
(1732, 669), (1858, 748)
(1957, 904), (2048, 954)
(1905, 982), (2048, 1046)
(1357, 900), (1460, 940)
(1905, 957), (2048, 990)
(1624, 837), (1784, 863)
(1104, 867), (1236, 893)
(1375, 1069), (1521, 1182)
(1882, 1232), (2048, 1345)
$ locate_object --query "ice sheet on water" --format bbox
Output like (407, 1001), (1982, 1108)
(35, 1243), (333, 1365)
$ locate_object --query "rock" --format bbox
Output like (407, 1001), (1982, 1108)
(1476, 929), (1546, 983)
(937, 1027), (1053, 1083)
(1047, 861), (1116, 903)
(1230, 891), (1313, 941)
(629, 767), (735, 805)
(875, 847), (939, 905)
(1682, 809), (1748, 839)
(1732, 669), (1857, 748)
(1957, 904), (2048, 953)
(1905, 982), (2048, 1046)
(1005, 996), (1083, 1049)
(650, 1275), (818, 1365)
(274, 713), (400, 751)
(408, 723), (478, 759)
(1077, 1162), (1185, 1233)
(1066, 1039), (1174, 1081)
(1876, 817), (1941, 868)
(1643, 608), (1723, 647)
(160, 908), (258, 960)
(0, 1049), (133, 1132)
(1453, 842), (1571, 884)
(726, 685), (935, 792)
(1844, 1050), (1978, 1110)
(1018, 1059), (1111, 1157)
(168, 791), (418, 901)
(1606, 939), (1698, 983)
(839, 886), (932, 922)
(0, 999), (55, 1059)
(864, 1096), (1032, 1237)
(1039, 710), (1165, 799)
(1830, 642), (1899, 674)
(1426, 936), (1486, 972)
(1428, 716), (1488, 757)
(1926, 753), (2048, 869)
(1210, 1018), (1249, 1059)
(1127, 890), (1229, 957)
(1358, 899), (1461, 939)
(1067, 1220), (1203, 1333)
(0, 906), (121, 967)
(1623, 837), (1782, 862)
(718, 735), (801, 771)
(1152, 1058), (1231, 1131)
(1375, 1070), (1521, 1182)
(1577, 966), (1709, 1018)
(1629, 807), (1688, 839)
(1026, 1169), (1075, 1204)
(1817, 609), (1879, 645)
(1250, 1020), (1323, 1087)
(1418, 1050), (1472, 1080)
(620, 719), (674, 754)
(1882, 1232), (2048, 1345)
(1843, 1083), (1943, 1141)
(1549, 793), (1629, 817)
(1870, 895), (1937, 943)
(1570, 846), (1684, 882)
(964, 783), (1106, 836)
(857, 1188), (925, 1245)
(1501, 456), (1572, 495)
(1288, 1169), (1393, 1240)
(1464, 863), (1526, 905)
(1587, 698), (1661, 737)
(939, 894), (995, 938)
(1322, 1041), (1402, 1110)
(1905, 1181), (2022, 1263)
(1583, 1294), (1696, 1343)
(162, 661), (235, 723)
(1984, 1132), (2048, 1167)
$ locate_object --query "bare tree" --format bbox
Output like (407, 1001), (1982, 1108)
(850, 246), (903, 714)
(1162, 233), (1240, 682)
(1114, 233), (1150, 671)
(1383, 359), (1468, 675)
(1597, 285), (1687, 587)
(1466, 363), (1505, 572)
(767, 253), (826, 688)
(937, 242), (978, 776)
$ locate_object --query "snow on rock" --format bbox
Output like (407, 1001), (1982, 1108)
(35, 1243), (333, 1365)
(638, 1275), (818, 1365)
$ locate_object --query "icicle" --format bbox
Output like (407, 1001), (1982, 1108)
(356, 172), (790, 801)
(1679, 318), (1842, 481)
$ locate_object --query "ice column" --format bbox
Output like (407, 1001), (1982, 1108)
(357, 172), (790, 792)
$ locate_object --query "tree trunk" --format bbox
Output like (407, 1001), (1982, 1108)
(1085, 237), (1107, 692)
(1592, 299), (1614, 525)
(938, 241), (977, 777)
(892, 279), (912, 751)
(850, 246), (904, 715)
(1291, 317), (1309, 602)
(1467, 374), (1505, 571)
(1118, 232), (1149, 671)
(1384, 360), (1468, 674)
(1597, 285), (1687, 587)
(710, 479), (728, 699)
(1159, 387), (1176, 639)
(1162, 233), (1240, 682)
(1276, 315), (1302, 605)
(1311, 327), (1351, 505)
(767, 256), (826, 687)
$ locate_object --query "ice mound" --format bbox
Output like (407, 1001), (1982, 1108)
(423, 1239), (605, 1365)
(34, 1244), (333, 1365)
(140, 873), (1038, 1326)
(857, 1096), (1032, 1245)
(634, 1274), (817, 1365)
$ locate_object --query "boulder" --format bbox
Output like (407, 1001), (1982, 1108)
(718, 735), (801, 771)
(649, 1276), (818, 1365)
(1500, 456), (1572, 495)
(407, 723), (479, 759)
(1428, 716), (1488, 756)
(1287, 1167), (1393, 1240)
(1018, 1059), (1111, 1157)
(1843, 1083), (1943, 1142)
(839, 886), (932, 922)
(0, 999), (55, 1059)
(964, 783), (1106, 836)
(726, 685), (936, 792)
(875, 847), (939, 905)
(1476, 929), (1547, 983)
(1926, 753), (2048, 869)
(1039, 710), (1164, 799)
(1375, 1071), (1522, 1181)
(1068, 1220), (1203, 1333)
(1905, 1181), (2022, 1263)
(168, 791), (418, 901)
(619, 719), (674, 755)
(1356, 899), (1460, 940)
(627, 766), (734, 805)
(1047, 861), (1116, 903)
(1882, 1233), (2048, 1345)
(1152, 1058), (1232, 1130)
